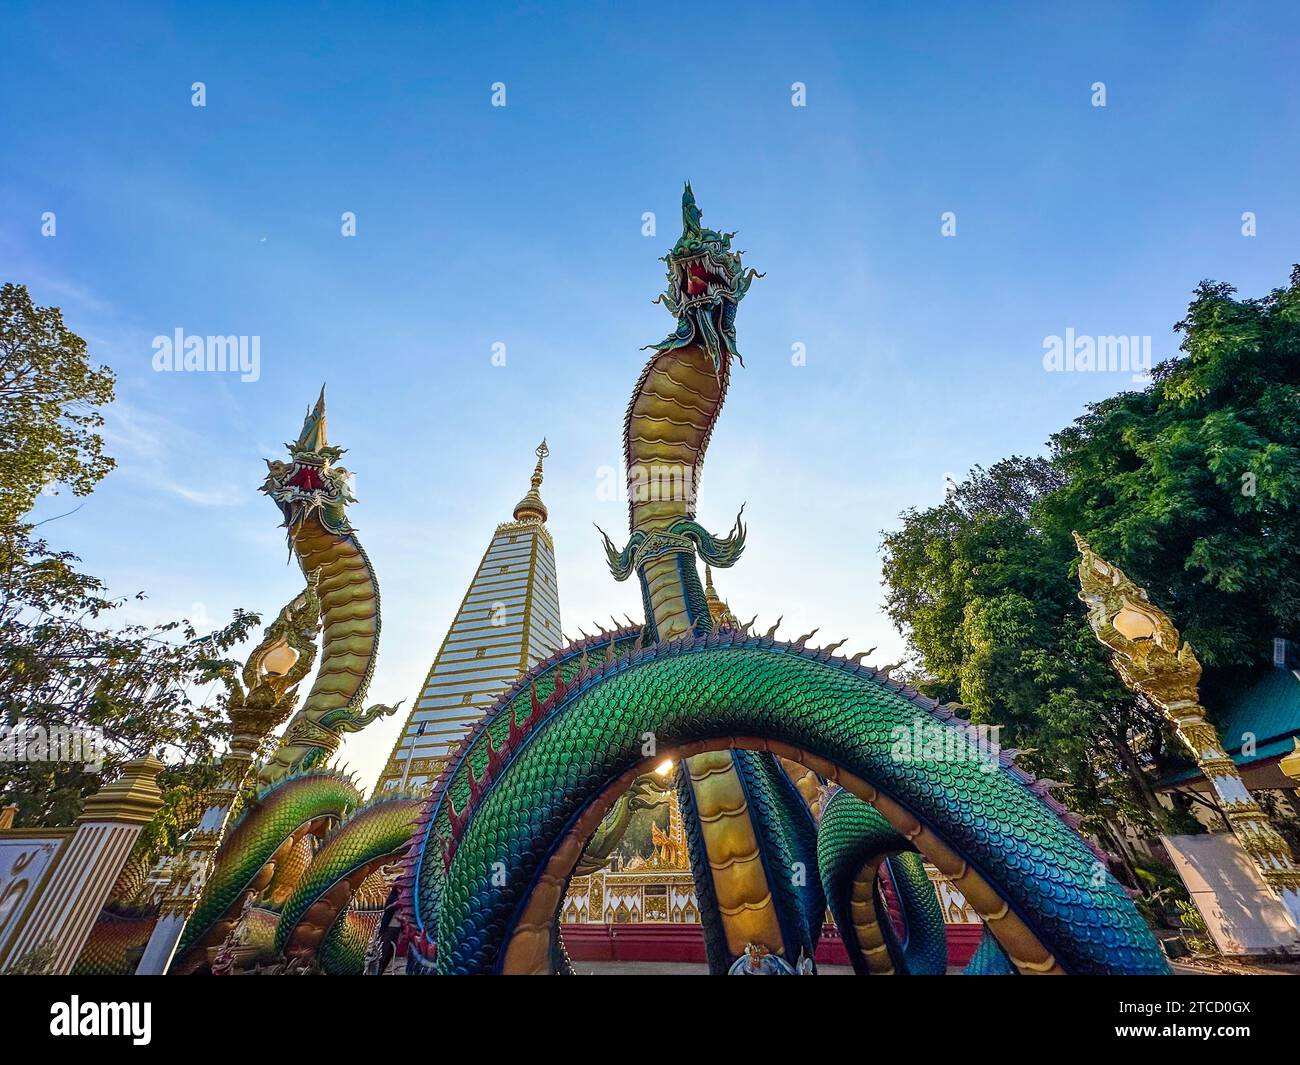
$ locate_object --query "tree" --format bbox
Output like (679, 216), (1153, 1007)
(881, 266), (1300, 837)
(0, 284), (258, 826)
(0, 525), (260, 824)
(0, 283), (115, 526)
(880, 459), (1183, 838)
(1042, 269), (1300, 671)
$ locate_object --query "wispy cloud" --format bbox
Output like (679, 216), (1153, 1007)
(102, 399), (244, 508)
(167, 483), (245, 507)
(26, 274), (117, 316)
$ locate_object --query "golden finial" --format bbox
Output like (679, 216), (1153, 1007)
(703, 563), (739, 630)
(1073, 532), (1197, 699)
(1073, 531), (1300, 909)
(512, 439), (549, 523)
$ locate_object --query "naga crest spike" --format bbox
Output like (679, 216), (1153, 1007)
(794, 628), (819, 648)
(681, 181), (703, 239)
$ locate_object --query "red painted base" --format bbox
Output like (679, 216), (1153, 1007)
(560, 922), (984, 967)
(946, 922), (983, 966)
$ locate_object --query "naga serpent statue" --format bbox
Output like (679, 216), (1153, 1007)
(80, 188), (1165, 977)
(399, 185), (1169, 975)
(79, 390), (418, 975)
(257, 388), (402, 785)
(169, 391), (416, 973)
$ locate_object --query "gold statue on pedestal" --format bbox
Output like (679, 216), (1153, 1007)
(1073, 533), (1300, 927)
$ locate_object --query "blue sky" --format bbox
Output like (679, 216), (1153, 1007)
(4, 2), (1298, 788)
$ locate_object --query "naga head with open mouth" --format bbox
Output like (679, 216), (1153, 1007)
(647, 182), (762, 376)
(262, 386), (356, 538)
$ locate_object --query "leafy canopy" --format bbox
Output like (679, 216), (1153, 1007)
(881, 267), (1300, 831)
(0, 282), (115, 526)
(0, 284), (258, 826)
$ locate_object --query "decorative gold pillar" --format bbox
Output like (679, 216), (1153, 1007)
(1074, 534), (1300, 929)
(135, 581), (321, 975)
(1281, 740), (1300, 786)
(0, 755), (165, 974)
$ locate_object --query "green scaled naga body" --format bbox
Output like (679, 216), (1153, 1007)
(402, 186), (1169, 976)
(275, 795), (422, 974)
(258, 387), (400, 786)
(172, 391), (405, 973)
(607, 184), (818, 969)
(407, 632), (1167, 974)
(174, 771), (363, 969)
(817, 788), (1013, 975)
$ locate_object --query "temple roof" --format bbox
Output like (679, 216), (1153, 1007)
(1161, 661), (1300, 786)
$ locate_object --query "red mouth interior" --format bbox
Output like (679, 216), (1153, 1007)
(684, 261), (711, 297)
(289, 465), (324, 492)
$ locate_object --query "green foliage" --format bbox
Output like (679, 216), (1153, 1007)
(881, 266), (1300, 832)
(1174, 899), (1215, 955)
(0, 523), (260, 825)
(881, 459), (1177, 832)
(613, 802), (669, 865)
(1043, 269), (1300, 668)
(0, 284), (260, 826)
(0, 283), (116, 526)
(1131, 856), (1192, 929)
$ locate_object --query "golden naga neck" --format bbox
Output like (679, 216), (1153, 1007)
(623, 343), (729, 640)
(618, 341), (786, 962)
(258, 511), (380, 786)
(624, 342), (728, 536)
